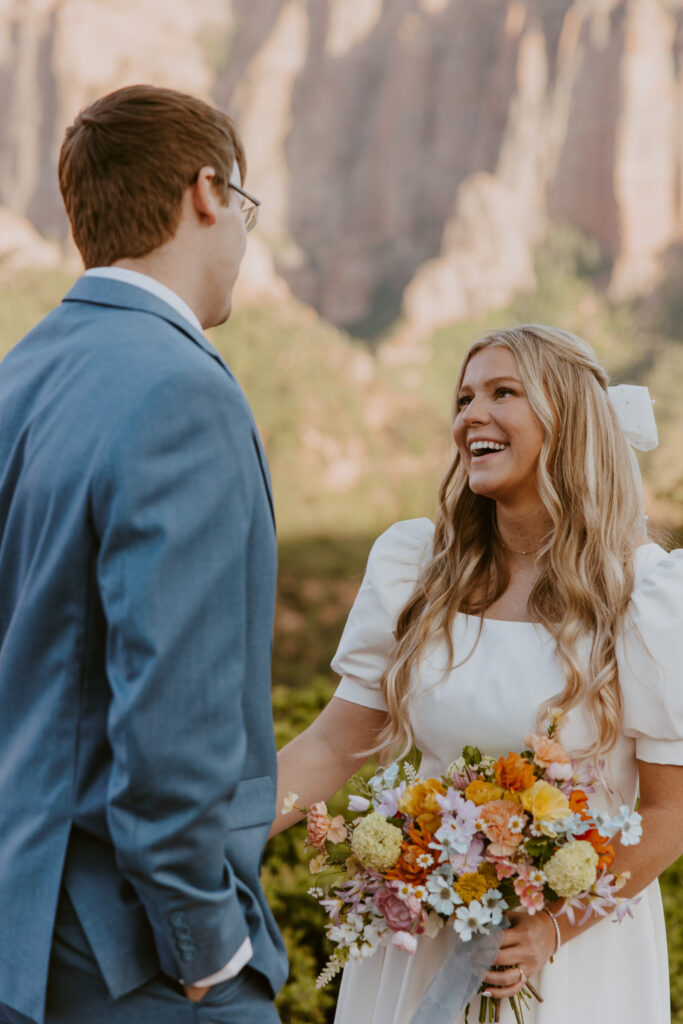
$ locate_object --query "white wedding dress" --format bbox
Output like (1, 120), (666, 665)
(330, 519), (682, 1024)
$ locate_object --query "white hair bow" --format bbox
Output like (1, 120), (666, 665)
(607, 385), (658, 452)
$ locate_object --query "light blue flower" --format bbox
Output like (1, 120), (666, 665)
(594, 805), (642, 845)
(481, 888), (508, 926)
(429, 832), (466, 863)
(367, 762), (400, 797)
(543, 812), (587, 838)
(613, 805), (642, 846)
(433, 863), (454, 883)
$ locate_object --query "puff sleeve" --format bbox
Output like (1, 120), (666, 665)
(618, 543), (683, 765)
(331, 518), (435, 710)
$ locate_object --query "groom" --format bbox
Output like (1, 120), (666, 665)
(0, 86), (287, 1023)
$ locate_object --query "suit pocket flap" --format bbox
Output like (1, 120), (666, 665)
(227, 775), (275, 829)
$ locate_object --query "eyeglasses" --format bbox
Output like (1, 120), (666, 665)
(228, 182), (261, 233)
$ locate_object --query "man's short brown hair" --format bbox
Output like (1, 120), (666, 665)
(58, 84), (246, 268)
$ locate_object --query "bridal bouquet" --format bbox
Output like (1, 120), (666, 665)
(283, 712), (642, 1023)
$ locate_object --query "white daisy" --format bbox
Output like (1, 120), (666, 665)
(452, 900), (491, 941)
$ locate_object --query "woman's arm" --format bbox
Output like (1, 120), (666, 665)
(485, 760), (683, 998)
(270, 696), (389, 838)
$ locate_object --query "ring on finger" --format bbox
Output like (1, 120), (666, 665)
(517, 966), (527, 986)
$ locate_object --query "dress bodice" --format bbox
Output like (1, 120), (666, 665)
(332, 519), (683, 808)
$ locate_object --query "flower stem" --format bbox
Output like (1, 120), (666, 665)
(524, 980), (543, 1002)
(510, 995), (525, 1024)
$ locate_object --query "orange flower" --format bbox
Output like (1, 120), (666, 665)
(569, 790), (590, 816)
(398, 779), (446, 834)
(494, 753), (537, 792)
(386, 822), (436, 884)
(582, 828), (615, 871)
(567, 791), (614, 870)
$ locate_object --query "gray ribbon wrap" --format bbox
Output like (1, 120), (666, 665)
(408, 928), (502, 1024)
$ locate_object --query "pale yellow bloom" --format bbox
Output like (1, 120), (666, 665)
(520, 779), (570, 827)
(544, 841), (598, 897)
(282, 791), (300, 815)
(350, 812), (403, 872)
(309, 851), (329, 874)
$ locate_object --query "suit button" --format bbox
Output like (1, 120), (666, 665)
(170, 912), (187, 928)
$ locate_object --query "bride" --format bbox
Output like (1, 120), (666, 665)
(272, 325), (683, 1023)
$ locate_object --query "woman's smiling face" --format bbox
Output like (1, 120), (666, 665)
(453, 345), (546, 505)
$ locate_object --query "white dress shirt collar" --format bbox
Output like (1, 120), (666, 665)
(84, 267), (203, 334)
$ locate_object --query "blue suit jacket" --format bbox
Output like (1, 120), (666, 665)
(0, 277), (288, 1023)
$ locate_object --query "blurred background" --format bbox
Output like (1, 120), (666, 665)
(1, 0), (681, 1019)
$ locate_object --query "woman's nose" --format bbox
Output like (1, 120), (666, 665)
(462, 394), (490, 424)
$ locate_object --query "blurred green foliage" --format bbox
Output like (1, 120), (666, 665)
(0, 251), (681, 1021)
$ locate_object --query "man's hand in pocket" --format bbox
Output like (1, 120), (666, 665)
(183, 984), (210, 1003)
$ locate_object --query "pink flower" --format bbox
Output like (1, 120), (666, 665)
(327, 815), (348, 844)
(307, 802), (332, 850)
(478, 801), (526, 858)
(546, 761), (573, 781)
(494, 859), (517, 880)
(391, 930), (418, 954)
(374, 882), (423, 933)
(513, 878), (544, 914)
(524, 733), (570, 770)
(446, 765), (479, 791)
(306, 804), (348, 849)
(448, 837), (485, 874)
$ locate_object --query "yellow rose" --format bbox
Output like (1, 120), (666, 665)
(520, 779), (570, 827)
(398, 779), (446, 833)
(464, 780), (505, 806)
(502, 790), (523, 806)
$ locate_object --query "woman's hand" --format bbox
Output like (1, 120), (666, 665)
(270, 697), (388, 838)
(481, 910), (556, 998)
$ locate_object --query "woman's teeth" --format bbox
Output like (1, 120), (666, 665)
(469, 440), (508, 456)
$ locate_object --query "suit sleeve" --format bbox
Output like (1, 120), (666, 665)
(92, 368), (259, 983)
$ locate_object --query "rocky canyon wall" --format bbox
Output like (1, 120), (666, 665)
(1, 0), (683, 336)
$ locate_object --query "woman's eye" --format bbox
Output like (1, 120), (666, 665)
(457, 395), (471, 408)
(495, 387), (515, 398)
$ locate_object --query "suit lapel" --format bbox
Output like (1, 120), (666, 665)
(63, 276), (276, 528)
(250, 430), (276, 528)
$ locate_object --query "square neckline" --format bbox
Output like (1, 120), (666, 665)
(475, 542), (663, 624)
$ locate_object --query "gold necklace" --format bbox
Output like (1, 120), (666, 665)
(499, 540), (544, 557)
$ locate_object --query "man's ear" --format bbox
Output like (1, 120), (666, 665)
(190, 166), (221, 226)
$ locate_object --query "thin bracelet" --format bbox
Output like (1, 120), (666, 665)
(542, 908), (561, 962)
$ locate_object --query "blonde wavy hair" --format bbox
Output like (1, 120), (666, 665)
(379, 325), (643, 763)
